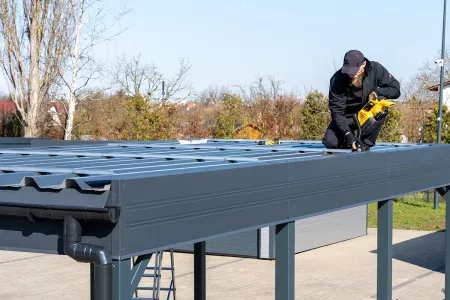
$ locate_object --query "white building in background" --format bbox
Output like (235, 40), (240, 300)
(48, 105), (62, 127)
(428, 80), (450, 107)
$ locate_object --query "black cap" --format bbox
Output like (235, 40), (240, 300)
(341, 50), (365, 74)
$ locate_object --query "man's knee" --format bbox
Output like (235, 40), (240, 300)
(322, 128), (341, 148)
(322, 137), (339, 148)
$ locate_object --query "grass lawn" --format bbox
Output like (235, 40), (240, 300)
(368, 194), (446, 231)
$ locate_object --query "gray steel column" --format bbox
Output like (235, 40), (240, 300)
(435, 190), (440, 210)
(194, 241), (206, 300)
(446, 192), (450, 298)
(377, 200), (393, 300)
(435, 0), (447, 209)
(113, 258), (131, 300)
(275, 221), (295, 300)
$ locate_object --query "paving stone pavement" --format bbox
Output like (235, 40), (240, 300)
(0, 228), (446, 299)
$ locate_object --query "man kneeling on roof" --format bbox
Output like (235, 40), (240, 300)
(322, 50), (401, 151)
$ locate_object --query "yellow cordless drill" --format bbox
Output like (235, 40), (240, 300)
(357, 99), (395, 132)
(352, 98), (395, 151)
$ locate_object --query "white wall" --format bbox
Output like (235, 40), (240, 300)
(443, 86), (450, 108)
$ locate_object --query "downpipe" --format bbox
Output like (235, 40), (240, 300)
(63, 215), (112, 300)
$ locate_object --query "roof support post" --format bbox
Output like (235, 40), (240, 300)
(113, 258), (132, 300)
(377, 199), (393, 300)
(437, 186), (450, 298)
(112, 254), (152, 300)
(194, 241), (206, 300)
(275, 221), (295, 300)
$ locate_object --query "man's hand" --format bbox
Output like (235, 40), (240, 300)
(352, 139), (370, 152)
(345, 132), (356, 148)
(369, 91), (378, 101)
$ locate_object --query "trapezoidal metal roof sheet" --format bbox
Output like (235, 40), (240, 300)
(0, 139), (433, 193)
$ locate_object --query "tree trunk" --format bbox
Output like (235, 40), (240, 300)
(64, 97), (77, 140)
(64, 2), (83, 140)
(27, 1), (40, 138)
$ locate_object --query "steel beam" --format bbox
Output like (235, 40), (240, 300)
(194, 241), (206, 300)
(377, 200), (393, 300)
(111, 254), (152, 300)
(447, 192), (450, 299)
(275, 221), (295, 300)
(130, 254), (152, 297)
(113, 258), (132, 300)
(438, 187), (450, 299)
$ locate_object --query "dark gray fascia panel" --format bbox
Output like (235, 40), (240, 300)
(116, 146), (450, 258)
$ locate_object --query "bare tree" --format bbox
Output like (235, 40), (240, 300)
(113, 54), (193, 103)
(0, 0), (71, 137)
(237, 75), (284, 137)
(238, 75), (284, 104)
(58, 0), (129, 140)
(113, 54), (159, 97)
(404, 50), (450, 102)
(197, 85), (230, 106)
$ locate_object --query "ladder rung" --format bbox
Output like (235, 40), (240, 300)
(136, 287), (175, 291)
(136, 287), (154, 290)
(142, 274), (155, 277)
(146, 267), (173, 271)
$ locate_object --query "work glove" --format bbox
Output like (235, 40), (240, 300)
(352, 139), (370, 152)
(345, 132), (356, 147)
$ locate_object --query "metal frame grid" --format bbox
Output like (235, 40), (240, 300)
(0, 139), (431, 194)
(0, 138), (449, 300)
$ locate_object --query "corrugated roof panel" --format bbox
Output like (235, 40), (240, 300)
(0, 172), (39, 185)
(0, 139), (437, 192)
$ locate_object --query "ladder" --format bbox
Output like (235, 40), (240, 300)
(132, 249), (177, 300)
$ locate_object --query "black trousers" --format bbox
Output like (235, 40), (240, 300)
(322, 114), (387, 149)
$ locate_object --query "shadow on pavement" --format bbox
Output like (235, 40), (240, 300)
(371, 231), (445, 273)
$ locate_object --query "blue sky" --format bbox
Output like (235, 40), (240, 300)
(0, 0), (447, 97)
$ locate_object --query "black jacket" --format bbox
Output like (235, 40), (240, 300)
(328, 58), (401, 135)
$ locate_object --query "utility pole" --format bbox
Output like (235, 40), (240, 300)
(435, 0), (447, 210)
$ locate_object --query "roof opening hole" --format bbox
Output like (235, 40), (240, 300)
(75, 173), (89, 177)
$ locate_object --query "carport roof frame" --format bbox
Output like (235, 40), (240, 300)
(2, 139), (450, 299)
(0, 139), (433, 193)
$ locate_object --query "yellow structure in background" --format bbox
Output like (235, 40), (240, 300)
(235, 124), (263, 140)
